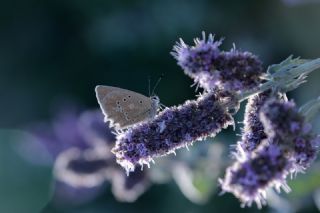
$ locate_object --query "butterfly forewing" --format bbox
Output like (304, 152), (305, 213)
(95, 85), (154, 129)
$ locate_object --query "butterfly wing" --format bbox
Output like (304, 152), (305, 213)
(95, 85), (154, 129)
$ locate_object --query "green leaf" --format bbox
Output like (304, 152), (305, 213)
(266, 55), (307, 77)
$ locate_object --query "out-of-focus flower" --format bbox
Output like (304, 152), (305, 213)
(54, 147), (114, 188)
(78, 110), (116, 148)
(172, 32), (264, 92)
(29, 108), (151, 204)
(54, 145), (151, 202)
(30, 109), (92, 161)
(111, 166), (151, 202)
(112, 91), (235, 173)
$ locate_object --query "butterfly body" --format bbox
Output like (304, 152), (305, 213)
(95, 85), (159, 129)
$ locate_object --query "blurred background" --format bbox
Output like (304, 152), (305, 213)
(1, 0), (320, 212)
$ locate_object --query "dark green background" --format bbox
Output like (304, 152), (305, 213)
(1, 0), (320, 212)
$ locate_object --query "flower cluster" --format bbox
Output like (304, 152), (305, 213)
(221, 142), (293, 208)
(112, 91), (235, 173)
(93, 32), (320, 208)
(260, 99), (320, 171)
(172, 32), (264, 92)
(220, 98), (320, 207)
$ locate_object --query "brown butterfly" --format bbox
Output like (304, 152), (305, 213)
(95, 85), (160, 130)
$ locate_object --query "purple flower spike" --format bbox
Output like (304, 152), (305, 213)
(260, 99), (320, 171)
(172, 32), (222, 76)
(218, 50), (264, 91)
(238, 90), (274, 153)
(112, 92), (235, 173)
(222, 98), (320, 208)
(172, 32), (264, 92)
(220, 142), (293, 208)
(260, 100), (302, 140)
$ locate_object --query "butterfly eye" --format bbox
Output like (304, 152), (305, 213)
(151, 96), (159, 102)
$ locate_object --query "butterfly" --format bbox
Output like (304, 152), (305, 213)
(95, 85), (160, 130)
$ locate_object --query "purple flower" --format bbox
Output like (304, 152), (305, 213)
(238, 90), (275, 153)
(171, 33), (222, 76)
(260, 99), (320, 170)
(260, 100), (302, 139)
(220, 141), (293, 208)
(112, 92), (235, 173)
(172, 32), (264, 92)
(221, 98), (320, 208)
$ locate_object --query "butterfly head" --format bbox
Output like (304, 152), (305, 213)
(151, 95), (160, 104)
(150, 95), (160, 116)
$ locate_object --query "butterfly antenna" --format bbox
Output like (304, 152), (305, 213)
(151, 74), (164, 96)
(160, 103), (168, 109)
